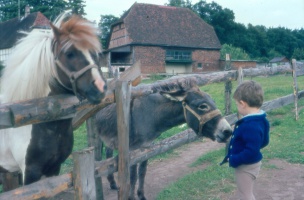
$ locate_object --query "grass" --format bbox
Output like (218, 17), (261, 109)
(156, 74), (304, 200)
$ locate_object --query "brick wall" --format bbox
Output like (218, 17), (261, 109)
(108, 23), (132, 49)
(134, 46), (221, 74)
(192, 50), (221, 72)
(134, 46), (166, 74)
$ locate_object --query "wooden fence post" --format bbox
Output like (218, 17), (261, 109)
(224, 80), (232, 115)
(237, 67), (244, 119)
(291, 59), (299, 120)
(237, 67), (244, 85)
(116, 81), (131, 200)
(224, 55), (232, 115)
(73, 147), (96, 200)
(86, 116), (104, 200)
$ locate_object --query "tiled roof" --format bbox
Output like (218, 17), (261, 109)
(113, 3), (221, 49)
(269, 56), (288, 63)
(0, 12), (50, 49)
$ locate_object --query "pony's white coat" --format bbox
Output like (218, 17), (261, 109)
(0, 11), (92, 183)
(0, 30), (55, 180)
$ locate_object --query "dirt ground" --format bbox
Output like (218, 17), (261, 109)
(52, 139), (304, 200)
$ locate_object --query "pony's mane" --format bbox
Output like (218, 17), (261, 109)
(57, 15), (101, 53)
(151, 78), (198, 93)
(0, 30), (54, 103)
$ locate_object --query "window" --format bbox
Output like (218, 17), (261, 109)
(166, 50), (192, 63)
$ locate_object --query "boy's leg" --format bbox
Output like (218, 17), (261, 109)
(235, 162), (261, 200)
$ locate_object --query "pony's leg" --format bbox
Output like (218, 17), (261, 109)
(137, 160), (148, 200)
(106, 147), (117, 189)
(129, 164), (137, 200)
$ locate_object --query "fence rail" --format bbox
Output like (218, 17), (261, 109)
(0, 63), (303, 199)
(0, 65), (296, 130)
(1, 88), (303, 200)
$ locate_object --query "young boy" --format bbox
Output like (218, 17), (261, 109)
(220, 80), (270, 200)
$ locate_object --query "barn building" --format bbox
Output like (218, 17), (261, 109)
(104, 3), (222, 75)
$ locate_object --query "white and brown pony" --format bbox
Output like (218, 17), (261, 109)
(0, 12), (107, 185)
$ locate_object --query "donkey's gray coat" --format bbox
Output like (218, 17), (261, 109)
(95, 79), (231, 200)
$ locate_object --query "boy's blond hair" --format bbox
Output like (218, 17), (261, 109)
(233, 80), (264, 108)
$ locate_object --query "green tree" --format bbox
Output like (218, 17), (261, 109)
(220, 44), (250, 60)
(0, 0), (26, 21)
(0, 0), (86, 22)
(267, 27), (298, 59)
(193, 1), (236, 45)
(268, 48), (283, 59)
(98, 14), (119, 49)
(66, 0), (86, 16)
(166, 0), (193, 8)
(292, 48), (304, 60)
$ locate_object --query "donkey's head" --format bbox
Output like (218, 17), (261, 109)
(160, 84), (232, 143)
(50, 15), (107, 104)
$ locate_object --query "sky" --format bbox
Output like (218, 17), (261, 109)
(84, 0), (304, 30)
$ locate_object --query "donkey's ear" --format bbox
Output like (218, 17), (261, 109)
(50, 23), (61, 41)
(160, 91), (186, 102)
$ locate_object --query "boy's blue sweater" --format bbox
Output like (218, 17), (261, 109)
(220, 111), (270, 168)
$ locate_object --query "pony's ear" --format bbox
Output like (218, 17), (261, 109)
(50, 23), (61, 41)
(160, 90), (186, 102)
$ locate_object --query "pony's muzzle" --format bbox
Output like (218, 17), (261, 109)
(91, 67), (106, 93)
(94, 79), (106, 93)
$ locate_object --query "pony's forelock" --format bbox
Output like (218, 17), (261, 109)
(58, 16), (101, 53)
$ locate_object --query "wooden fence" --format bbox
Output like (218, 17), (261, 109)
(0, 62), (303, 200)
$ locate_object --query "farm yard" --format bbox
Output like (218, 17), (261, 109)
(0, 1), (303, 199)
(1, 70), (304, 200)
(51, 73), (304, 199)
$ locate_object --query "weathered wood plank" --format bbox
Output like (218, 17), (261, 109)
(0, 173), (72, 200)
(86, 117), (104, 200)
(0, 93), (114, 130)
(116, 81), (131, 200)
(292, 59), (299, 120)
(224, 80), (232, 115)
(133, 65), (293, 93)
(73, 147), (96, 200)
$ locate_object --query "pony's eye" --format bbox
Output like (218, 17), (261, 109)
(198, 103), (209, 111)
(66, 52), (75, 59)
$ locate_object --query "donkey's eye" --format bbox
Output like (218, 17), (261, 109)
(198, 103), (209, 111)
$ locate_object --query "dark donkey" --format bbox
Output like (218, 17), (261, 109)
(94, 79), (232, 200)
